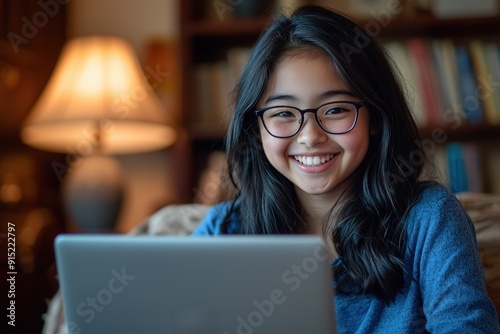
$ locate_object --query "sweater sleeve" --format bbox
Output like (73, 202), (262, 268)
(191, 202), (234, 236)
(409, 188), (499, 333)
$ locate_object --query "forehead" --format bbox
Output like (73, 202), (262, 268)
(276, 48), (332, 68)
(260, 49), (351, 106)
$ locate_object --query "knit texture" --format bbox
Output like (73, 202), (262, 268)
(193, 184), (500, 333)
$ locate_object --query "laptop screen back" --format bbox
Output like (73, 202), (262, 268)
(55, 235), (336, 334)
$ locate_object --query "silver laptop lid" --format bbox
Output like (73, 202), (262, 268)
(55, 235), (336, 334)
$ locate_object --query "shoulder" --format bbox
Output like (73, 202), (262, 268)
(191, 201), (241, 235)
(406, 182), (473, 235)
(404, 181), (479, 272)
(404, 182), (479, 263)
(411, 182), (462, 212)
(404, 183), (500, 332)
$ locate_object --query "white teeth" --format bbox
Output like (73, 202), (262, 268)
(294, 154), (334, 166)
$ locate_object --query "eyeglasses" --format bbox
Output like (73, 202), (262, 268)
(255, 101), (365, 138)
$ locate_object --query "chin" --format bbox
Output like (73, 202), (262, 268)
(296, 185), (335, 196)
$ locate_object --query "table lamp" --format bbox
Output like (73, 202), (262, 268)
(20, 36), (177, 232)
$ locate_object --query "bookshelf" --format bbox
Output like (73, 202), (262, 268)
(179, 0), (500, 202)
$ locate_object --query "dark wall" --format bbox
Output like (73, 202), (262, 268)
(1, 1), (68, 332)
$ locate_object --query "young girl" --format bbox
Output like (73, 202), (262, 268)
(192, 5), (499, 333)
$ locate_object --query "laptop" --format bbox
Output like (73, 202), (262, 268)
(54, 235), (336, 333)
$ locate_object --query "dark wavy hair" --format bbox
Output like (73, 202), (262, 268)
(222, 5), (425, 303)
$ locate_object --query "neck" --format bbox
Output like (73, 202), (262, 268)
(295, 186), (351, 259)
(296, 184), (349, 228)
(300, 200), (330, 233)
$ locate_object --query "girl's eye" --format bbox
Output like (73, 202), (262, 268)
(269, 109), (297, 118)
(325, 107), (347, 115)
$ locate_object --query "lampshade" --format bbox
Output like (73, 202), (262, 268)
(21, 36), (177, 154)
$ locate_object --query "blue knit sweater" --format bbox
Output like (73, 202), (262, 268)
(192, 184), (499, 333)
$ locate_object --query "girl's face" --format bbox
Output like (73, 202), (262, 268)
(257, 51), (370, 202)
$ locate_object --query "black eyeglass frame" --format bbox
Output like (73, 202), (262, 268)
(255, 100), (365, 138)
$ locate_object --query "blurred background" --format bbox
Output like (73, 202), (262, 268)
(1, 0), (500, 332)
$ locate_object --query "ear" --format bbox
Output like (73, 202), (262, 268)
(370, 126), (378, 136)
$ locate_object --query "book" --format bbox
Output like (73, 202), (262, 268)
(193, 49), (252, 130)
(446, 142), (469, 193)
(210, 60), (232, 130)
(483, 43), (500, 122)
(406, 38), (445, 127)
(431, 143), (449, 186)
(462, 143), (483, 193)
(445, 142), (483, 193)
(469, 40), (498, 124)
(226, 47), (251, 89)
(484, 147), (500, 194)
(193, 63), (214, 127)
(454, 45), (485, 124)
(433, 39), (465, 129)
(385, 41), (426, 127)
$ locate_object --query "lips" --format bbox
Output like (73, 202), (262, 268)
(293, 154), (335, 166)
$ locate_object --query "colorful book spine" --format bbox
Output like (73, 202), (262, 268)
(469, 40), (498, 124)
(455, 45), (485, 124)
(407, 38), (444, 127)
(446, 142), (469, 193)
(386, 39), (500, 128)
(445, 142), (483, 193)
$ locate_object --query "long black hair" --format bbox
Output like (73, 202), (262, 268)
(223, 5), (425, 303)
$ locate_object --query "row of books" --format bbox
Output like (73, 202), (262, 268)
(433, 140), (500, 195)
(385, 38), (500, 128)
(421, 140), (500, 195)
(192, 47), (252, 130)
(435, 142), (483, 194)
(194, 39), (500, 130)
(193, 142), (490, 197)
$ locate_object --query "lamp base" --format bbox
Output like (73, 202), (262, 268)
(62, 155), (124, 232)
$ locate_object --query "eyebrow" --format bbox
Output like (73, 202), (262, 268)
(263, 90), (356, 105)
(263, 94), (297, 104)
(317, 90), (357, 101)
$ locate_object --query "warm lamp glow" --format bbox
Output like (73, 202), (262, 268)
(20, 36), (179, 233)
(21, 36), (177, 154)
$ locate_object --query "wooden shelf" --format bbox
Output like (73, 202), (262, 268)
(180, 2), (500, 199)
(183, 13), (500, 39)
(388, 14), (500, 28)
(185, 14), (500, 37)
(376, 14), (500, 37)
(420, 124), (500, 141)
(184, 17), (271, 37)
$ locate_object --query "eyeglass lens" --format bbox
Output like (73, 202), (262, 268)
(261, 102), (358, 137)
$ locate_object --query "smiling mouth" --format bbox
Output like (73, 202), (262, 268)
(293, 154), (335, 166)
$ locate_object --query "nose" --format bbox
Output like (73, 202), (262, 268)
(296, 113), (328, 147)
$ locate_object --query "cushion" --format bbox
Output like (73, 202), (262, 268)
(41, 204), (210, 334)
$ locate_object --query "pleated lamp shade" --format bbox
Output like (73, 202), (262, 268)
(20, 36), (178, 232)
(21, 36), (177, 154)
